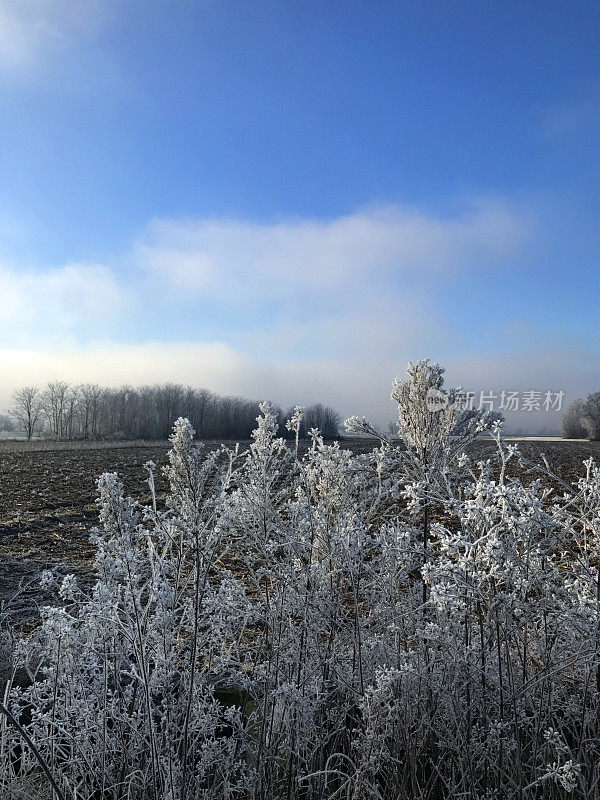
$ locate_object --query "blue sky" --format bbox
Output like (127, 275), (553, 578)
(1, 1), (599, 429)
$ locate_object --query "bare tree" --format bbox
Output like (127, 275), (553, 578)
(77, 384), (103, 439)
(302, 403), (342, 439)
(188, 388), (212, 438)
(41, 381), (71, 438)
(582, 391), (600, 440)
(64, 385), (79, 439)
(563, 394), (600, 440)
(0, 413), (15, 433)
(11, 387), (42, 440)
(562, 398), (587, 439)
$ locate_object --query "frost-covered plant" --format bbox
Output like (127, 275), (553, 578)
(285, 405), (304, 454)
(1, 420), (249, 800)
(2, 362), (600, 800)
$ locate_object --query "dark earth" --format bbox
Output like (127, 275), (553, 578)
(1, 437), (599, 626)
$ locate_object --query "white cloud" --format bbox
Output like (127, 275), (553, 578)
(9, 200), (518, 356)
(1, 198), (592, 434)
(136, 199), (530, 300)
(0, 261), (124, 345)
(236, 292), (447, 362)
(0, 0), (125, 93)
(0, 341), (244, 394)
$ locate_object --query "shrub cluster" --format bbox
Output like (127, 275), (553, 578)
(2, 360), (600, 800)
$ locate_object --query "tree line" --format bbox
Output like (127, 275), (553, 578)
(8, 382), (342, 441)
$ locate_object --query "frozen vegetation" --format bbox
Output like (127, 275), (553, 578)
(2, 361), (600, 799)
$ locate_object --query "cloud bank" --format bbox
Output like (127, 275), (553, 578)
(136, 199), (529, 297)
(0, 198), (593, 431)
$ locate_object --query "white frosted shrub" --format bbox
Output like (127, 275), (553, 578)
(2, 361), (600, 800)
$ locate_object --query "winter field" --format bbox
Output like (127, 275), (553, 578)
(0, 437), (376, 621)
(1, 437), (599, 624)
(1, 363), (600, 800)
